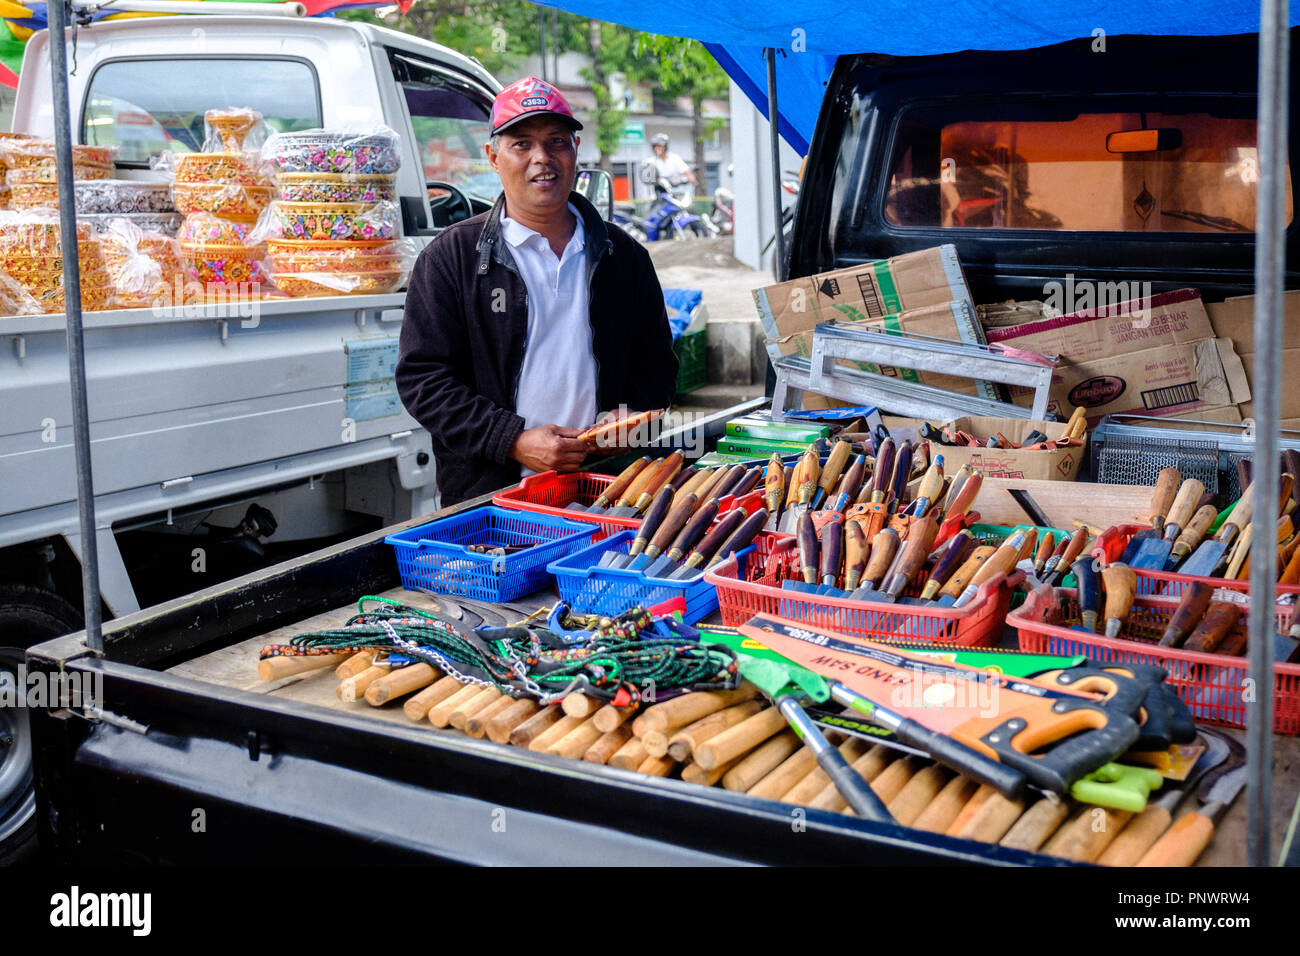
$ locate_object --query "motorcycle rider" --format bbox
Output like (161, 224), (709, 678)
(647, 133), (696, 206)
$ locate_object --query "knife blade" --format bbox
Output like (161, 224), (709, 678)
(605, 484), (674, 568)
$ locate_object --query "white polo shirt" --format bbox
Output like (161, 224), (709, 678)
(500, 203), (599, 473)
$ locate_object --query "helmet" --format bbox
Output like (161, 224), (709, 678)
(651, 133), (670, 148)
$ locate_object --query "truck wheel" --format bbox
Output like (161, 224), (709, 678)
(0, 585), (82, 864)
(0, 648), (36, 864)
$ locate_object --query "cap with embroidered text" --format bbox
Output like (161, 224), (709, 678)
(490, 76), (584, 136)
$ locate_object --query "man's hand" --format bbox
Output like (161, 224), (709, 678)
(510, 425), (590, 473)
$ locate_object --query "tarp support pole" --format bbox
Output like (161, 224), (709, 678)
(49, 0), (103, 655)
(764, 46), (785, 278)
(1249, 0), (1288, 867)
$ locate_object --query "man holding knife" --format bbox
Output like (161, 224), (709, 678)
(397, 77), (678, 505)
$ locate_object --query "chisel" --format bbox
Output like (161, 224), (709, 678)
(1132, 477), (1206, 569)
(1073, 557), (1102, 632)
(1120, 467), (1181, 562)
(1032, 531), (1057, 578)
(704, 508), (769, 572)
(907, 454), (946, 517)
(827, 454), (868, 514)
(946, 528), (1030, 609)
(670, 467), (715, 512)
(1158, 580), (1214, 648)
(762, 453), (785, 531)
(1136, 762), (1246, 867)
(1101, 564), (1137, 638)
(917, 530), (975, 602)
(1179, 483), (1253, 576)
(812, 440), (853, 510)
(1182, 601), (1241, 654)
(1043, 527), (1090, 586)
(778, 447), (821, 534)
(1164, 505), (1218, 571)
(887, 441), (913, 512)
(874, 517), (940, 603)
(626, 492), (697, 571)
(642, 497), (719, 577)
(869, 438), (895, 505)
(842, 528), (899, 599)
(711, 463), (750, 502)
(785, 512), (821, 593)
(843, 519), (868, 589)
(603, 484), (673, 568)
(572, 456), (650, 513)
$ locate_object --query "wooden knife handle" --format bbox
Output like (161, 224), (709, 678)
(912, 775), (979, 833)
(1097, 805), (1175, 866)
(819, 440), (853, 496)
(616, 455), (665, 507)
(886, 526), (933, 595)
(1224, 523), (1254, 579)
(1016, 527), (1039, 564)
(647, 492), (697, 555)
(671, 468), (712, 512)
(797, 447), (821, 501)
(1034, 531), (1057, 572)
(1135, 810), (1214, 867)
(764, 453), (785, 509)
(819, 519), (842, 584)
(844, 520), (867, 589)
(687, 508), (744, 565)
(1149, 467), (1182, 530)
(939, 546), (996, 599)
(862, 528), (900, 587)
(1164, 478), (1206, 537)
(999, 797), (1071, 852)
(1056, 527), (1091, 571)
(598, 456), (651, 508)
(632, 485), (674, 549)
(707, 509), (769, 567)
(966, 531), (1027, 592)
(666, 498), (718, 560)
(1101, 563), (1137, 636)
(922, 531), (974, 600)
(1159, 580), (1214, 647)
(1222, 483), (1254, 539)
(1183, 601), (1241, 653)
(1171, 505), (1219, 561)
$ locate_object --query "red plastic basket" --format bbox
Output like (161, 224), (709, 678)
(1091, 522), (1300, 601)
(1009, 584), (1300, 733)
(704, 536), (1020, 647)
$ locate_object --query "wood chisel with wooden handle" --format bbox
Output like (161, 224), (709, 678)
(1131, 477), (1205, 569)
(1043, 527), (1089, 586)
(603, 484), (673, 569)
(1101, 563), (1137, 638)
(811, 439), (853, 510)
(1182, 601), (1241, 654)
(1120, 467), (1181, 562)
(843, 528), (899, 599)
(666, 506), (745, 580)
(887, 441), (913, 512)
(642, 497), (719, 577)
(574, 456), (650, 513)
(1158, 581), (1214, 648)
(627, 492), (696, 571)
(779, 446), (821, 533)
(907, 454), (945, 517)
(869, 438), (895, 505)
(609, 450), (683, 517)
(1179, 482), (1253, 576)
(1033, 531), (1057, 577)
(762, 453), (785, 530)
(917, 531), (975, 601)
(603, 454), (666, 517)
(873, 516), (939, 603)
(1164, 504), (1219, 571)
(843, 520), (867, 589)
(826, 453), (868, 514)
(702, 507), (768, 571)
(1073, 557), (1102, 632)
(1137, 755), (1245, 866)
(946, 528), (1029, 608)
(670, 467), (714, 512)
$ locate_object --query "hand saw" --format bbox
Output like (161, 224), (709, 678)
(737, 614), (1143, 793)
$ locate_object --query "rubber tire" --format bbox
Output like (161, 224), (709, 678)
(0, 585), (82, 865)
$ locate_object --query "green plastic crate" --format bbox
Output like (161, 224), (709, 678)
(674, 329), (707, 394)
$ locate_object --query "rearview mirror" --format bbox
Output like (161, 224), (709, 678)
(575, 167), (614, 220)
(1106, 128), (1183, 153)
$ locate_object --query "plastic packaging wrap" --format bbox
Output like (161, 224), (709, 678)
(202, 107), (268, 154)
(8, 163), (113, 185)
(75, 179), (175, 214)
(97, 217), (183, 308)
(0, 139), (116, 170)
(0, 210), (114, 313)
(259, 199), (400, 241)
(0, 268), (44, 317)
(80, 211), (183, 235)
(172, 181), (273, 219)
(266, 237), (416, 297)
(262, 125), (400, 175)
(275, 172), (398, 204)
(177, 212), (266, 286)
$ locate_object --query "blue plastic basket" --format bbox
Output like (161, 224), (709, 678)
(547, 530), (755, 625)
(386, 506), (599, 602)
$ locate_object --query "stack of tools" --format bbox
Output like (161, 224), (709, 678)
(261, 597), (1243, 865)
(548, 488), (770, 623)
(1010, 574), (1300, 733)
(914, 406), (1087, 451)
(1093, 458), (1300, 600)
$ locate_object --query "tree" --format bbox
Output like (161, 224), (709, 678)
(577, 20), (651, 172)
(341, 1), (542, 76)
(637, 35), (730, 191)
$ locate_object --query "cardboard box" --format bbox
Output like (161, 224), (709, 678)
(1234, 349), (1300, 423)
(1207, 290), (1300, 354)
(984, 288), (1214, 363)
(881, 415), (1082, 481)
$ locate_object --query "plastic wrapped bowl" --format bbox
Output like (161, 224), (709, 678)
(81, 212), (182, 235)
(178, 243), (265, 285)
(266, 238), (401, 274)
(172, 181), (274, 219)
(271, 270), (403, 297)
(0, 140), (117, 169)
(265, 130), (400, 175)
(269, 200), (398, 241)
(173, 151), (267, 186)
(178, 213), (259, 246)
(75, 180), (175, 214)
(7, 163), (112, 185)
(275, 173), (397, 204)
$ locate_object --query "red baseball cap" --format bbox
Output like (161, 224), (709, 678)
(490, 76), (583, 136)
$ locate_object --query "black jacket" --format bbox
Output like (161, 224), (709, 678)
(396, 192), (678, 505)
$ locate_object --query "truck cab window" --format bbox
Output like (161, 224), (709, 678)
(884, 104), (1292, 232)
(82, 58), (321, 164)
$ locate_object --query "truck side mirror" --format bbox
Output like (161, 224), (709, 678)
(575, 167), (614, 221)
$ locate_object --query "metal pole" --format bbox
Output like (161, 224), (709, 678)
(1249, 0), (1288, 867)
(764, 47), (786, 279)
(48, 0), (102, 654)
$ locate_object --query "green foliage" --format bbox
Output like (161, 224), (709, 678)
(635, 34), (729, 107)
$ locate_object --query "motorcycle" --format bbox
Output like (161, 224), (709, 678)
(639, 165), (711, 241)
(613, 201), (649, 243)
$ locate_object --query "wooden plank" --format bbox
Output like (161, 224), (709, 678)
(970, 477), (1153, 531)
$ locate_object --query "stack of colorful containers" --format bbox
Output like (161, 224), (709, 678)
(261, 127), (404, 296)
(0, 140), (116, 211)
(0, 217), (114, 313)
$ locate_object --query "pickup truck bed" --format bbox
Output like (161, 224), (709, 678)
(27, 492), (1300, 866)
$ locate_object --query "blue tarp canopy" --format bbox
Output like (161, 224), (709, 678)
(533, 0), (1298, 153)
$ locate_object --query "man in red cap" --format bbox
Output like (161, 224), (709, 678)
(397, 77), (679, 505)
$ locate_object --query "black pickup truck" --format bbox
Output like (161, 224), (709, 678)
(11, 33), (1299, 865)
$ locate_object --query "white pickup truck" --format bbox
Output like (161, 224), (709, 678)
(0, 15), (520, 640)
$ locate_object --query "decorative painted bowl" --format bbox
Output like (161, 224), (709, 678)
(266, 238), (401, 274)
(178, 243), (265, 285)
(267, 130), (400, 175)
(172, 181), (274, 219)
(269, 201), (397, 241)
(0, 222), (96, 255)
(7, 163), (112, 185)
(10, 183), (63, 209)
(271, 270), (403, 297)
(0, 140), (116, 168)
(275, 173), (397, 204)
(177, 213), (259, 246)
(173, 151), (267, 186)
(35, 284), (115, 313)
(81, 212), (182, 236)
